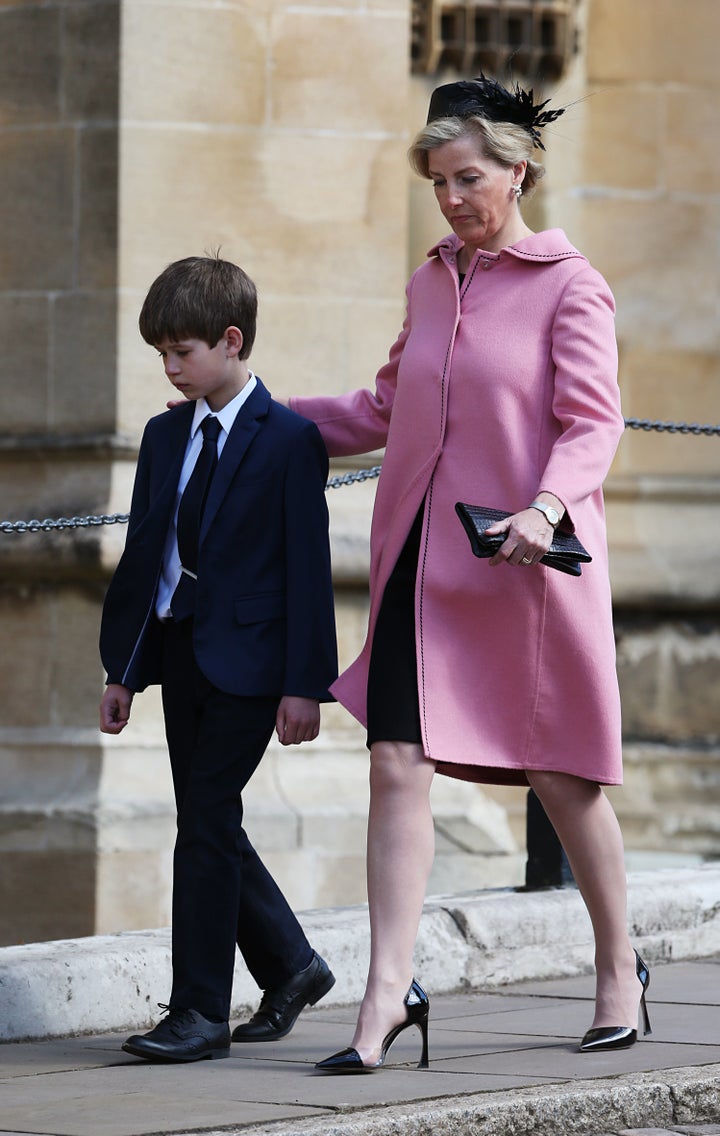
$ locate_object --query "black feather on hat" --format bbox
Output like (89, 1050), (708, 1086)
(426, 74), (565, 151)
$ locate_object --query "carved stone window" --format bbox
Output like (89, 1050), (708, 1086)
(411, 0), (580, 81)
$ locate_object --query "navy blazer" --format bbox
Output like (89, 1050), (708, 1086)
(100, 379), (338, 700)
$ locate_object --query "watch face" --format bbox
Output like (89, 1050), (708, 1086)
(546, 506), (559, 526)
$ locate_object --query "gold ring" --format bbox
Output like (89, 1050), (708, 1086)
(522, 556), (532, 565)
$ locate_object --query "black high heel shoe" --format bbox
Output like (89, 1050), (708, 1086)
(580, 949), (652, 1052)
(314, 979), (429, 1073)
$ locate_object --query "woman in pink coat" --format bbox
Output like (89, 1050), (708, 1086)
(291, 77), (651, 1070)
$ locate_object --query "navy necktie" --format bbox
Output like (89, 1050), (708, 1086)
(171, 414), (222, 620)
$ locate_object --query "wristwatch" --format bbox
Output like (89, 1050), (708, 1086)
(529, 500), (560, 528)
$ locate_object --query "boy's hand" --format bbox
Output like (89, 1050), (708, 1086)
(275, 696), (320, 745)
(100, 684), (134, 734)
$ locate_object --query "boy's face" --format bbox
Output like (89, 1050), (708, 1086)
(155, 331), (246, 410)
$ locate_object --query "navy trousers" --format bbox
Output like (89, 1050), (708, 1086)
(160, 618), (313, 1021)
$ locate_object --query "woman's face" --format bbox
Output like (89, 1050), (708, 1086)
(428, 136), (526, 255)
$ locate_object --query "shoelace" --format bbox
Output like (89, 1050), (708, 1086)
(157, 1003), (196, 1034)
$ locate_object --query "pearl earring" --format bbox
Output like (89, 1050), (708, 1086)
(512, 183), (523, 199)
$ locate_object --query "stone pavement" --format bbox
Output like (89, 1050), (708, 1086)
(2, 867), (720, 1136)
(2, 957), (720, 1136)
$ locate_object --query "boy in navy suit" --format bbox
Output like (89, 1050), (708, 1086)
(100, 256), (338, 1062)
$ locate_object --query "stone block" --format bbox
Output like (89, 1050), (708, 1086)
(670, 635), (720, 741)
(558, 196), (720, 354)
(430, 776), (517, 855)
(428, 851), (524, 893)
(580, 85), (661, 191)
(666, 88), (720, 194)
(270, 11), (408, 134)
(0, 295), (51, 431)
(438, 884), (593, 987)
(482, 783), (529, 849)
(0, 587), (55, 728)
(611, 744), (720, 856)
(116, 287), (164, 439)
(607, 492), (720, 607)
(252, 848), (368, 911)
(616, 348), (720, 478)
(616, 620), (720, 743)
(0, 6), (61, 126)
(96, 846), (173, 934)
(118, 130), (406, 302)
(0, 128), (75, 291)
(0, 850), (95, 946)
(253, 294), (406, 402)
(0, 718), (176, 944)
(0, 584), (107, 728)
(587, 0), (720, 86)
(121, 3), (266, 125)
(345, 300), (408, 391)
(2, 865), (720, 1038)
(64, 2), (120, 121)
(0, 458), (114, 534)
(49, 589), (117, 727)
(78, 127), (119, 290)
(326, 484), (376, 586)
(53, 291), (118, 433)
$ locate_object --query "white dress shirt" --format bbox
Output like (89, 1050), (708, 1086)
(155, 375), (258, 619)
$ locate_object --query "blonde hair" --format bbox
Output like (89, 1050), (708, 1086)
(408, 115), (545, 196)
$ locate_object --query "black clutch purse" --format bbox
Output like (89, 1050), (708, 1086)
(455, 502), (592, 577)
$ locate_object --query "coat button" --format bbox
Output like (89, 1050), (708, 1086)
(481, 259), (492, 270)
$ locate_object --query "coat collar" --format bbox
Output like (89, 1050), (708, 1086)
(429, 228), (586, 265)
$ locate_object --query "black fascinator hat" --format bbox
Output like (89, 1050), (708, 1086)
(426, 74), (565, 151)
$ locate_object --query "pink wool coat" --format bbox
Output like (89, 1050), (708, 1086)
(291, 229), (625, 786)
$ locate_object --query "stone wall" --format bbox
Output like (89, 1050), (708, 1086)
(575, 0), (720, 859)
(406, 0), (720, 863)
(0, 0), (718, 946)
(0, 0), (413, 945)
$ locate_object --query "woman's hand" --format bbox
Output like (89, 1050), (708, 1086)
(485, 508), (555, 568)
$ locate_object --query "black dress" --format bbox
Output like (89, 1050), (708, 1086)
(365, 506), (423, 748)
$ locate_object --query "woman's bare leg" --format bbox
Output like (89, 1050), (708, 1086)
(350, 740), (436, 1064)
(526, 770), (639, 1030)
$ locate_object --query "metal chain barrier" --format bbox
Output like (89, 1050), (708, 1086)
(1, 420), (717, 535)
(0, 513), (131, 535)
(623, 417), (720, 436)
(326, 464), (383, 490)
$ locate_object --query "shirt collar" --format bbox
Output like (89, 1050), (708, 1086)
(190, 372), (258, 438)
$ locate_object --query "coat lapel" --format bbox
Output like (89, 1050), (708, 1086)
(200, 379), (271, 543)
(151, 403), (196, 523)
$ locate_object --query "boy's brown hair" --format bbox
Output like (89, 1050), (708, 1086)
(139, 255), (257, 360)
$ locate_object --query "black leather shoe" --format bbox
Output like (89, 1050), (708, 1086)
(580, 949), (652, 1053)
(315, 978), (430, 1073)
(122, 1006), (230, 1062)
(232, 951), (335, 1042)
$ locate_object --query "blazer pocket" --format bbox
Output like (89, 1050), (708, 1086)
(234, 593), (286, 625)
